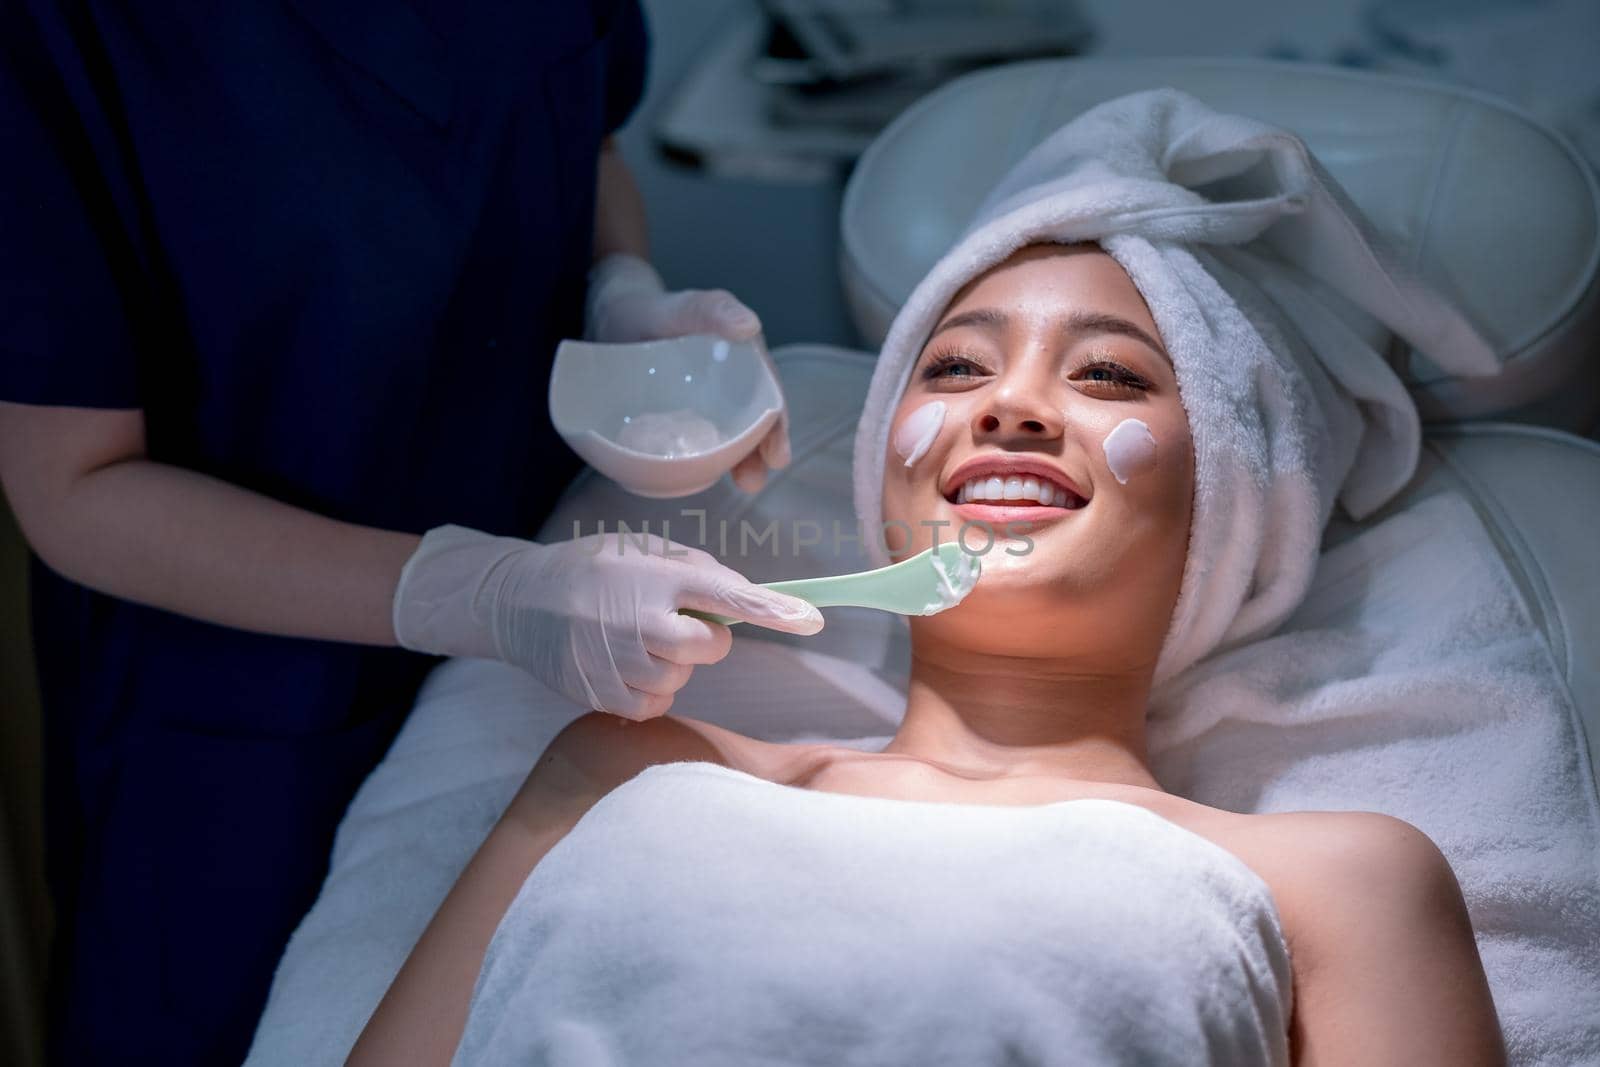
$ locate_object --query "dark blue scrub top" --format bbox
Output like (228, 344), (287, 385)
(0, 2), (647, 1062)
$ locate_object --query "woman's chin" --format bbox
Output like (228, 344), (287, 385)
(918, 551), (1080, 622)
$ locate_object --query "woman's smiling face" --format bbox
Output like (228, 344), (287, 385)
(881, 243), (1194, 666)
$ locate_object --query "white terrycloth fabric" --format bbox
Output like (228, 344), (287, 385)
(455, 760), (1293, 1067)
(1148, 488), (1600, 1066)
(851, 87), (1502, 686)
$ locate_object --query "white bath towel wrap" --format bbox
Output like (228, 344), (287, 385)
(455, 761), (1293, 1067)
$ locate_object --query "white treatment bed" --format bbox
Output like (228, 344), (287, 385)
(246, 59), (1600, 1066)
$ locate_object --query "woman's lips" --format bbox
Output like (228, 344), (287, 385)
(942, 457), (1091, 507)
(945, 500), (1079, 527)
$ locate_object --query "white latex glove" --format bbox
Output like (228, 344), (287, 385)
(392, 525), (823, 720)
(584, 252), (790, 492)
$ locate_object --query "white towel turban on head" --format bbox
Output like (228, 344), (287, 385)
(852, 87), (1501, 688)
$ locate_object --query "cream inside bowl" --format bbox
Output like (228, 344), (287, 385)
(548, 334), (785, 499)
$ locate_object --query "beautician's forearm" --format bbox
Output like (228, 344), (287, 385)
(0, 404), (418, 646)
(49, 459), (418, 643)
(592, 135), (650, 262)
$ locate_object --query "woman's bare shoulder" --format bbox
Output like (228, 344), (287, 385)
(1209, 807), (1450, 890)
(1193, 807), (1460, 955)
(1212, 809), (1501, 1063)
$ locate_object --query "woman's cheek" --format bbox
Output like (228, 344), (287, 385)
(1100, 417), (1158, 485)
(883, 394), (969, 534)
(1096, 414), (1190, 552)
(892, 400), (947, 468)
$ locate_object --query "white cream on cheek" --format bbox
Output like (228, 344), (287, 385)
(1102, 418), (1157, 484)
(893, 400), (946, 468)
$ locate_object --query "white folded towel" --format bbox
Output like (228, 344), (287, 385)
(456, 760), (1293, 1067)
(852, 87), (1502, 686)
(1149, 489), (1600, 1065)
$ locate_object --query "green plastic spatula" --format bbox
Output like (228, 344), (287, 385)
(683, 541), (981, 626)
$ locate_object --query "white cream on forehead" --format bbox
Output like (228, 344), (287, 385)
(1102, 418), (1157, 484)
(893, 400), (946, 468)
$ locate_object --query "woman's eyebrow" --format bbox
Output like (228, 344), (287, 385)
(928, 307), (1169, 362)
(1064, 310), (1170, 362)
(928, 307), (1009, 339)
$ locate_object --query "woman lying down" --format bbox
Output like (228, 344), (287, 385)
(350, 90), (1506, 1066)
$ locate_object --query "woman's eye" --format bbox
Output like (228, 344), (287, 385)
(1072, 360), (1150, 393)
(920, 352), (986, 381)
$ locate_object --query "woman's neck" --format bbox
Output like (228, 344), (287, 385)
(880, 642), (1164, 792)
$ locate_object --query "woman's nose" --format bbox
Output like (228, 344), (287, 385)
(971, 378), (1064, 441)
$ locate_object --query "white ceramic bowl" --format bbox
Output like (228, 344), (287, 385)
(548, 334), (785, 498)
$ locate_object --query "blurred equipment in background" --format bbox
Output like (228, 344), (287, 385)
(1362, 0), (1599, 174)
(1265, 0), (1600, 178)
(657, 0), (1094, 181)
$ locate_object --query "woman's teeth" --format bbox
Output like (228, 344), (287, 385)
(954, 475), (1081, 507)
